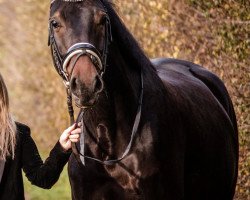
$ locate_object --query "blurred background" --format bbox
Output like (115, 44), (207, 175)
(0, 0), (249, 199)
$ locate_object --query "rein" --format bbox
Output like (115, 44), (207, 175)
(49, 0), (143, 166)
(75, 72), (143, 165)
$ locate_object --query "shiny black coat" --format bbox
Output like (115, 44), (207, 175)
(0, 122), (71, 200)
(50, 1), (238, 199)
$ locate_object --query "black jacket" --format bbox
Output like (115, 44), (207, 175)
(0, 122), (71, 200)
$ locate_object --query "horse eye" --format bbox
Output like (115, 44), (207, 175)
(51, 20), (60, 29)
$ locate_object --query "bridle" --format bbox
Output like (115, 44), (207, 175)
(48, 0), (144, 166)
(48, 6), (112, 86)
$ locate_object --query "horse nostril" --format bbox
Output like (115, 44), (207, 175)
(94, 76), (103, 94)
(70, 77), (77, 92)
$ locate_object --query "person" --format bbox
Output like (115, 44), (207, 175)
(0, 73), (81, 200)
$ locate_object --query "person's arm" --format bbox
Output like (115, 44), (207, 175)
(21, 124), (80, 189)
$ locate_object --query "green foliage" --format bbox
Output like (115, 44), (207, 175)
(217, 24), (249, 60)
(187, 0), (250, 62)
(188, 0), (250, 20)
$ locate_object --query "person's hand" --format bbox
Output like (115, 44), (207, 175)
(59, 123), (81, 151)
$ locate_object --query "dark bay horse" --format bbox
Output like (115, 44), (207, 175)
(48, 0), (238, 199)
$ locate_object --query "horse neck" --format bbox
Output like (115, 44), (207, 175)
(83, 40), (164, 159)
(83, 42), (141, 141)
(105, 41), (142, 117)
(103, 1), (158, 110)
(82, 47), (141, 158)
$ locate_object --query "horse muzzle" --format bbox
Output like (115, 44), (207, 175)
(70, 73), (104, 108)
(63, 43), (105, 107)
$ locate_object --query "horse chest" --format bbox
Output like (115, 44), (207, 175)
(68, 153), (145, 199)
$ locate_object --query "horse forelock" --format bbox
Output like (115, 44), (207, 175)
(51, 0), (84, 4)
(50, 0), (113, 17)
(50, 0), (113, 6)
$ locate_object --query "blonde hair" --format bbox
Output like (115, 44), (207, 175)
(0, 73), (16, 160)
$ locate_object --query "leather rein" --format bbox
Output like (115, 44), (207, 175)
(49, 0), (144, 166)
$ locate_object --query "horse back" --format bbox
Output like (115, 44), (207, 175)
(151, 58), (238, 135)
(151, 57), (238, 199)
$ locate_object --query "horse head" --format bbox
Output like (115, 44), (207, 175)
(49, 0), (111, 108)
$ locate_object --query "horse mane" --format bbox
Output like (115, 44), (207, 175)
(102, 0), (156, 74)
(102, 0), (167, 108)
